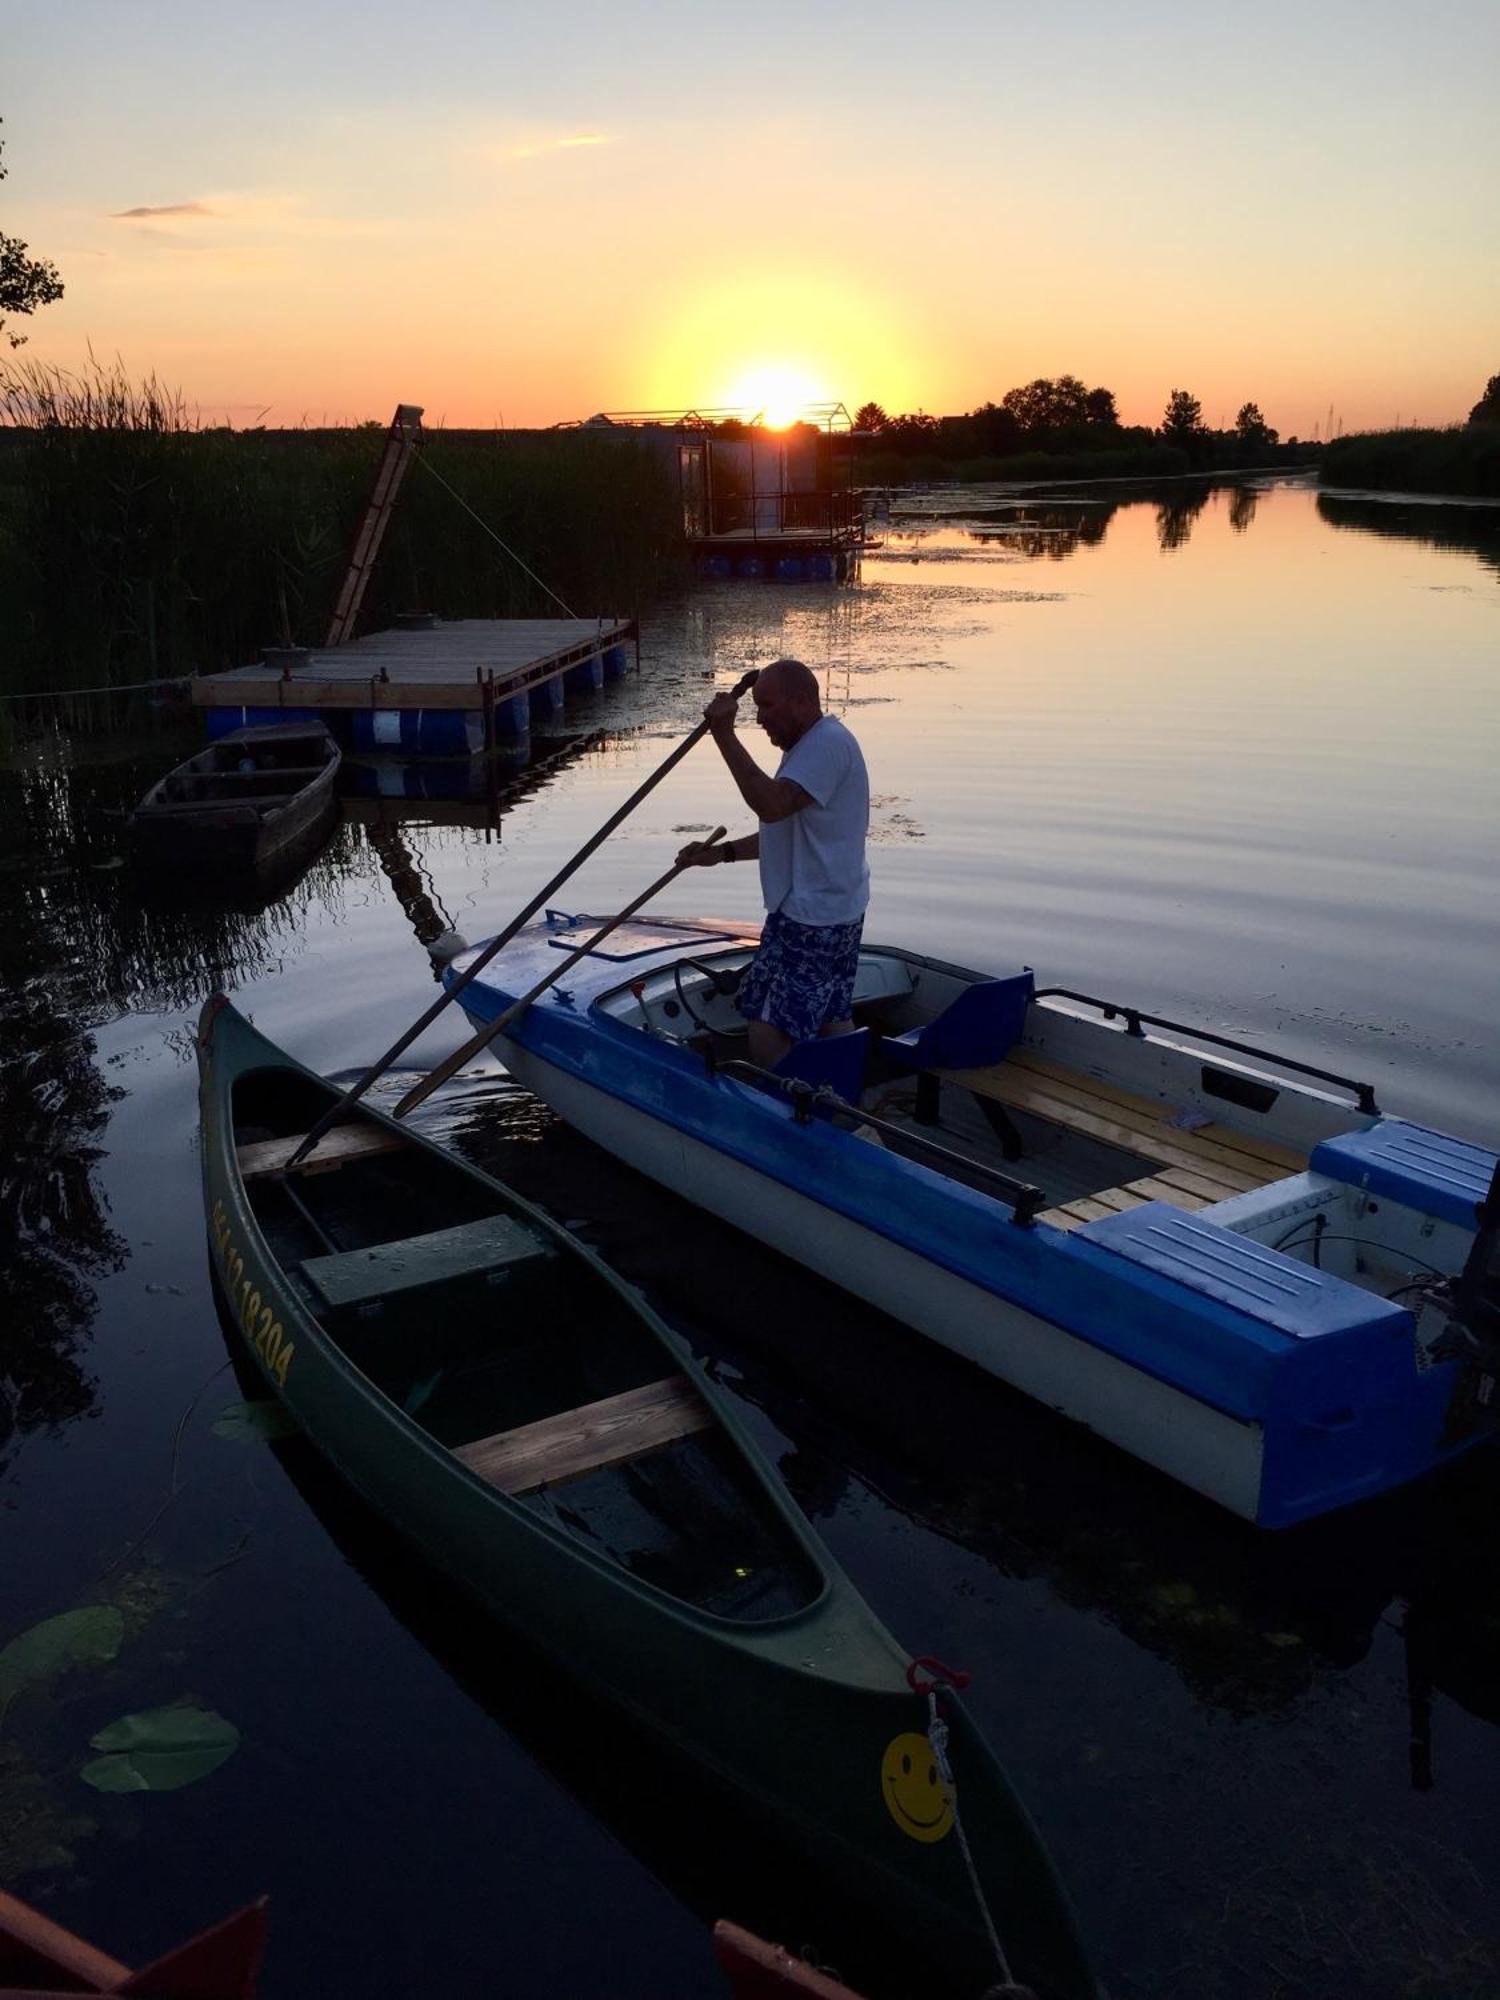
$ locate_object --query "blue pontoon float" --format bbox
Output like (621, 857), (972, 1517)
(445, 916), (1500, 1529)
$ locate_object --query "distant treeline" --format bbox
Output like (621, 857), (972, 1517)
(0, 358), (683, 696)
(1317, 372), (1500, 499)
(853, 377), (1316, 485)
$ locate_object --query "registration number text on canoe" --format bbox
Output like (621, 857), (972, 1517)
(210, 1196), (294, 1387)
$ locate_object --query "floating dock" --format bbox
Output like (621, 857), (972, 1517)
(191, 616), (636, 755)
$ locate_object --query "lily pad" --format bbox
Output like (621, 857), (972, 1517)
(212, 1399), (298, 1442)
(0, 1607), (125, 1709)
(81, 1704), (240, 1793)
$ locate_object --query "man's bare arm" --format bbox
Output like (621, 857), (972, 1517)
(703, 693), (812, 823)
(675, 831), (760, 867)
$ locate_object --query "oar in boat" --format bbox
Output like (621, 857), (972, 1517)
(392, 828), (727, 1117)
(284, 669), (759, 1168)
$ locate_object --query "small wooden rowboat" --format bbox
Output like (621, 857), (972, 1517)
(196, 996), (1096, 2000)
(0, 1885), (266, 1998)
(444, 915), (1500, 1529)
(130, 723), (339, 873)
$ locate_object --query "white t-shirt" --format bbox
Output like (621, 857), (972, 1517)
(758, 715), (870, 926)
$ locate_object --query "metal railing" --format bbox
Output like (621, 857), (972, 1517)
(1033, 988), (1379, 1113)
(711, 1056), (1046, 1226)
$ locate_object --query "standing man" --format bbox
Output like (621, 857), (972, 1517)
(676, 658), (869, 1066)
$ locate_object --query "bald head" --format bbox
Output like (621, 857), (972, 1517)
(752, 658), (823, 750)
(760, 658), (820, 703)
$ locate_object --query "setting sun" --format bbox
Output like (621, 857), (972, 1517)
(725, 363), (829, 427)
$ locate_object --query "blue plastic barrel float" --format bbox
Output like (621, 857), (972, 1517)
(603, 644), (630, 680)
(774, 556), (807, 583)
(702, 555), (733, 580)
(530, 676), (566, 721)
(806, 552), (837, 581)
(350, 710), (491, 755)
(565, 652), (605, 694)
(737, 556), (766, 580)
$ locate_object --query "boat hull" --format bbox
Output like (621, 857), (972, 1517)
(196, 1000), (1096, 2000)
(130, 724), (340, 874)
(444, 919), (1495, 1529)
(500, 1034), (1267, 1518)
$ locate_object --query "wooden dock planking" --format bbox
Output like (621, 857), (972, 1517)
(191, 617), (635, 713)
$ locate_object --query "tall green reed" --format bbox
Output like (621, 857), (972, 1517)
(0, 357), (683, 697)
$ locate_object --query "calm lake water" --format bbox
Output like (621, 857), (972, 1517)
(3, 473), (1498, 1998)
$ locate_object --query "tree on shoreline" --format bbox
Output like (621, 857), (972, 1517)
(1160, 388), (1206, 446)
(1235, 401), (1279, 449)
(853, 400), (888, 432)
(1468, 374), (1500, 427)
(1, 120), (64, 348)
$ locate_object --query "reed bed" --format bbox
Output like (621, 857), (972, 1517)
(1320, 426), (1500, 499)
(0, 358), (684, 698)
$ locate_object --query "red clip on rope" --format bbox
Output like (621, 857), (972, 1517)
(905, 1656), (971, 1695)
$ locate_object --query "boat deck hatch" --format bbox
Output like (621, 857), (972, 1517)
(546, 920), (746, 961)
(300, 1214), (550, 1310)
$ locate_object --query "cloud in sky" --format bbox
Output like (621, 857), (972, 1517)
(504, 133), (609, 163)
(111, 202), (214, 219)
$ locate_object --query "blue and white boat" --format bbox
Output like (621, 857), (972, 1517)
(444, 914), (1499, 1530)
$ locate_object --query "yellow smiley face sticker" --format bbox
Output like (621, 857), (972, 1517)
(880, 1732), (954, 1843)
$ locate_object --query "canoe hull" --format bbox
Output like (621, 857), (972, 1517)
(196, 1000), (1096, 2000)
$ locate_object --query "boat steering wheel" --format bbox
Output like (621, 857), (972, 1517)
(671, 958), (715, 1035)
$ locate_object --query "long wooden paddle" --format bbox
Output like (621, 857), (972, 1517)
(391, 827), (728, 1116)
(284, 668), (758, 1168)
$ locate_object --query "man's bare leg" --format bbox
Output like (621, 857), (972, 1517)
(817, 1018), (856, 1037)
(747, 1018), (794, 1068)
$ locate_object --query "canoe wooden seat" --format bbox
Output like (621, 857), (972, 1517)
(937, 1045), (1305, 1222)
(237, 1122), (410, 1179)
(455, 1375), (714, 1496)
(299, 1213), (549, 1310)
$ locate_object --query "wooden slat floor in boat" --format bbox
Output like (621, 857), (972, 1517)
(864, 1082), (1161, 1210)
(1036, 1171), (1224, 1232)
(456, 1376), (712, 1496)
(937, 1049), (1305, 1200)
(1009, 1048), (1306, 1172)
(236, 1123), (408, 1179)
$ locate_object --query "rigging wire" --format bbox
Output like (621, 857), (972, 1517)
(415, 451), (581, 621)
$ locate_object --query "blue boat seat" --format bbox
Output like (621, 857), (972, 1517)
(883, 972), (1034, 1074)
(773, 1028), (871, 1101)
(1310, 1119), (1497, 1232)
(1075, 1203), (1409, 1345)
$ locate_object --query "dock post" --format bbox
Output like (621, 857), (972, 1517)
(481, 669), (495, 758)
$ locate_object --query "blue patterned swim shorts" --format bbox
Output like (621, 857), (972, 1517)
(737, 910), (865, 1044)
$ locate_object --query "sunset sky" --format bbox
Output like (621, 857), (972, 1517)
(4, 0), (1497, 436)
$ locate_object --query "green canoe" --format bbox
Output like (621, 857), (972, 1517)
(196, 995), (1097, 2000)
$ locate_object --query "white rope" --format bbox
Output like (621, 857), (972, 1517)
(416, 453), (579, 619)
(0, 670), (191, 703)
(925, 1687), (1026, 1994)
